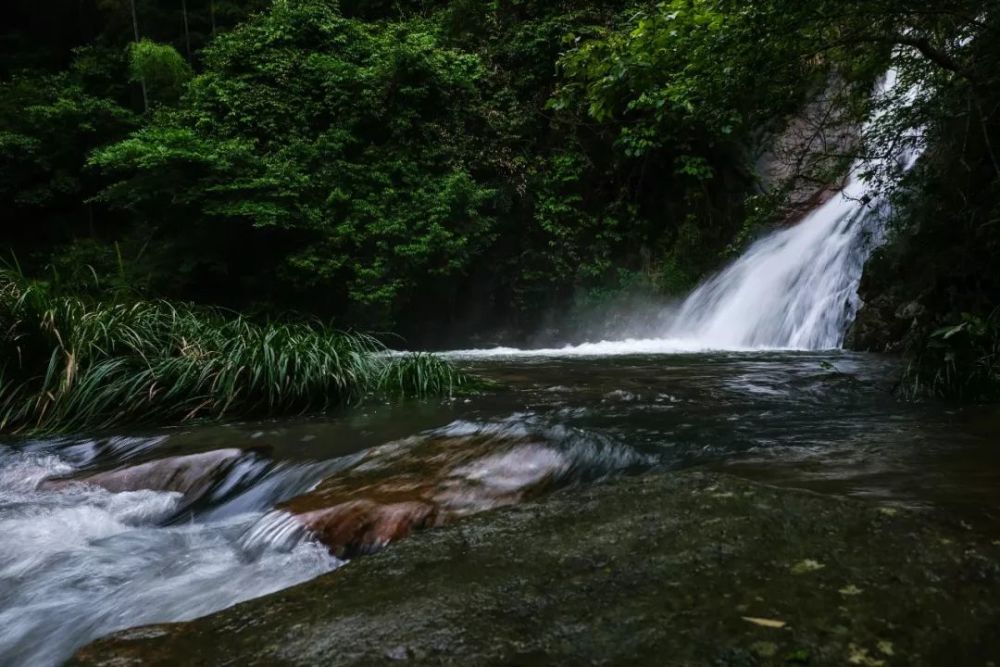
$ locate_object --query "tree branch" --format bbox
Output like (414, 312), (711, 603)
(888, 35), (974, 80)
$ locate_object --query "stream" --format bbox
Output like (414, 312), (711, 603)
(2, 350), (999, 665)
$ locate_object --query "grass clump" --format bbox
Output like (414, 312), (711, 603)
(0, 271), (477, 435)
(898, 311), (1000, 402)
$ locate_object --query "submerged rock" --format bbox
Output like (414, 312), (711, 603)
(71, 471), (1000, 666)
(292, 499), (439, 557)
(40, 448), (246, 502)
(281, 434), (568, 558)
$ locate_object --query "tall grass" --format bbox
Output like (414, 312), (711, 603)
(0, 270), (476, 435)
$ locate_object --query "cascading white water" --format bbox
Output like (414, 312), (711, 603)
(0, 443), (343, 667)
(663, 68), (922, 350)
(662, 172), (888, 350)
(446, 178), (889, 359)
(445, 180), (903, 358)
(445, 71), (920, 359)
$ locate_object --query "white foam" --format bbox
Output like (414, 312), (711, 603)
(0, 448), (341, 666)
(441, 337), (766, 359)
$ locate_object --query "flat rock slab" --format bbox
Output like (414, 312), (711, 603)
(72, 471), (1000, 666)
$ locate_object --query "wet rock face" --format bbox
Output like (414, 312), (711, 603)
(280, 435), (569, 558)
(70, 471), (1000, 667)
(294, 500), (439, 558)
(40, 448), (246, 504)
(755, 75), (860, 225)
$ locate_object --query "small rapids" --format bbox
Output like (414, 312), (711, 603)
(0, 444), (341, 667)
(0, 412), (651, 665)
(1, 352), (999, 664)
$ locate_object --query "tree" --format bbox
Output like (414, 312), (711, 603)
(90, 1), (496, 325)
(0, 67), (137, 267)
(128, 39), (191, 105)
(128, 0), (148, 111)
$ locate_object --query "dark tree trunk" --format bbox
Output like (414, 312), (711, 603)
(181, 0), (192, 61)
(129, 0), (148, 112)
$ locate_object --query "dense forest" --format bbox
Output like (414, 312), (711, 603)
(2, 0), (998, 406)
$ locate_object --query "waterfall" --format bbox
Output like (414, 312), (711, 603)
(447, 161), (913, 358)
(446, 180), (892, 359)
(662, 172), (887, 350)
(661, 68), (922, 350)
(445, 72), (919, 358)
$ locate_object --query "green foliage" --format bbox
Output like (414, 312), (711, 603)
(0, 70), (136, 209)
(842, 3), (1000, 399)
(900, 313), (1000, 401)
(79, 0), (772, 332)
(374, 352), (476, 399)
(512, 149), (628, 308)
(0, 64), (137, 274)
(4, 0), (771, 335)
(92, 3), (498, 325)
(723, 191), (788, 258)
(128, 39), (192, 104)
(90, 0), (270, 61)
(551, 1), (823, 158)
(0, 269), (476, 435)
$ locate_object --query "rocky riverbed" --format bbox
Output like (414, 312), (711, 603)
(72, 470), (1000, 666)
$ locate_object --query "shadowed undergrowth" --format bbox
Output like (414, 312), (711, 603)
(898, 311), (1000, 403)
(0, 271), (476, 435)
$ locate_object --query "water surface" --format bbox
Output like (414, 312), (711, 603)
(2, 351), (998, 665)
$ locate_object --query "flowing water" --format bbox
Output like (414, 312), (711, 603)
(0, 441), (342, 666)
(3, 353), (999, 665)
(662, 177), (884, 350)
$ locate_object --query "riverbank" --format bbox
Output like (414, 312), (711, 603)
(72, 469), (1000, 666)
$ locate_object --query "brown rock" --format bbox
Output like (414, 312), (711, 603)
(755, 74), (860, 225)
(296, 500), (440, 558)
(280, 434), (569, 558)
